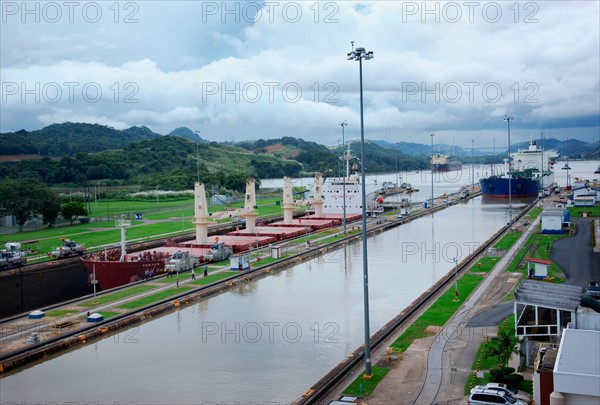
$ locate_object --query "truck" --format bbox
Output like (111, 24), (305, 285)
(165, 251), (198, 273)
(0, 242), (27, 270)
(49, 239), (87, 258)
(204, 242), (233, 262)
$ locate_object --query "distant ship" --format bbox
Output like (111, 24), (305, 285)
(480, 139), (558, 198)
(431, 153), (462, 173)
(323, 145), (382, 215)
(81, 218), (169, 291)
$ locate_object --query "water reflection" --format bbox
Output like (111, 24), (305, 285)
(1, 198), (516, 404)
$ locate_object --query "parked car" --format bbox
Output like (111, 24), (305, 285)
(584, 281), (600, 298)
(471, 383), (532, 404)
(468, 387), (528, 405)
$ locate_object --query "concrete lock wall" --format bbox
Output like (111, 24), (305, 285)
(0, 263), (89, 318)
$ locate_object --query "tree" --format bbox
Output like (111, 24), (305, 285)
(0, 178), (49, 231)
(60, 202), (88, 225)
(483, 323), (520, 368)
(41, 198), (61, 228)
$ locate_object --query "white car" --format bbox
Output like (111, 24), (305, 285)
(468, 388), (527, 405)
(471, 383), (531, 404)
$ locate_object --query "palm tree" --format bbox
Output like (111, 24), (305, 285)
(484, 325), (520, 368)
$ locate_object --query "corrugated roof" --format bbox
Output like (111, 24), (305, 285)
(514, 279), (583, 311)
(525, 257), (552, 265)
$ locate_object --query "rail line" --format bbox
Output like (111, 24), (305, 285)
(0, 194), (506, 376)
(296, 199), (535, 404)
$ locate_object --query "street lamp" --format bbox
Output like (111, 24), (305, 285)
(504, 116), (514, 227)
(471, 139), (475, 192)
(347, 41), (374, 378)
(562, 161), (571, 190)
(340, 121), (348, 236)
(540, 131), (545, 201)
(493, 138), (496, 176)
(430, 133), (435, 208)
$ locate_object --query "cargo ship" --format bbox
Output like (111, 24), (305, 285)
(480, 139), (558, 198)
(323, 145), (382, 215)
(431, 153), (462, 173)
(81, 218), (169, 291)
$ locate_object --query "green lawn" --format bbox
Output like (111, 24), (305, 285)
(506, 233), (565, 280)
(494, 231), (523, 250)
(80, 285), (157, 307)
(117, 286), (193, 309)
(0, 194), (285, 255)
(342, 367), (390, 396)
(470, 256), (500, 273)
(568, 206), (600, 217)
(390, 274), (484, 352)
(97, 311), (120, 319)
(527, 207), (543, 220)
(190, 271), (238, 285)
(46, 309), (78, 317)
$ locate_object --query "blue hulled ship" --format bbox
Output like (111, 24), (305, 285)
(480, 139), (558, 198)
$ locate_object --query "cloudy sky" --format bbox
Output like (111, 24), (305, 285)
(1, 1), (599, 148)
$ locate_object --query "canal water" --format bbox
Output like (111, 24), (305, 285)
(2, 161), (596, 404)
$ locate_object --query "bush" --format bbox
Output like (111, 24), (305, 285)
(504, 374), (524, 387)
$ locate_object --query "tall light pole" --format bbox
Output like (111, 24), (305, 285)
(430, 133), (435, 207)
(492, 138), (496, 176)
(471, 139), (475, 192)
(562, 161), (571, 189)
(347, 42), (374, 378)
(504, 116), (514, 227)
(340, 121), (348, 236)
(540, 131), (545, 200)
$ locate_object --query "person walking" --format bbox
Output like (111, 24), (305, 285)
(191, 268), (196, 280)
(204, 265), (208, 277)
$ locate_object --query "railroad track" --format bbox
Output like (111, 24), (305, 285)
(295, 199), (536, 404)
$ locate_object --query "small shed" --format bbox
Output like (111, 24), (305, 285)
(28, 310), (45, 319)
(541, 209), (564, 234)
(270, 245), (283, 259)
(230, 253), (251, 270)
(525, 257), (551, 279)
(87, 313), (104, 322)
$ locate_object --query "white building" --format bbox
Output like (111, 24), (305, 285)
(552, 327), (600, 404)
(541, 209), (566, 234)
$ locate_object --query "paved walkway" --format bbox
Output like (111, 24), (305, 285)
(355, 214), (542, 404)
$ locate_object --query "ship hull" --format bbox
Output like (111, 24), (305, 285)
(479, 177), (541, 198)
(82, 258), (165, 291)
(432, 162), (462, 173)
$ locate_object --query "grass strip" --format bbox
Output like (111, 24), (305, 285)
(527, 207), (543, 220)
(342, 367), (390, 396)
(505, 233), (565, 280)
(390, 274), (484, 352)
(469, 256), (500, 273)
(97, 311), (120, 319)
(117, 287), (193, 309)
(46, 309), (78, 317)
(494, 231), (522, 250)
(568, 206), (600, 217)
(190, 272), (238, 285)
(79, 285), (157, 307)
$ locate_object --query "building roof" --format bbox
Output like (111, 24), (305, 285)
(541, 210), (565, 217)
(525, 257), (552, 265)
(554, 328), (600, 397)
(514, 280), (583, 312)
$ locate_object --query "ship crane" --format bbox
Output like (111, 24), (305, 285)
(289, 173), (325, 219)
(193, 179), (258, 244)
